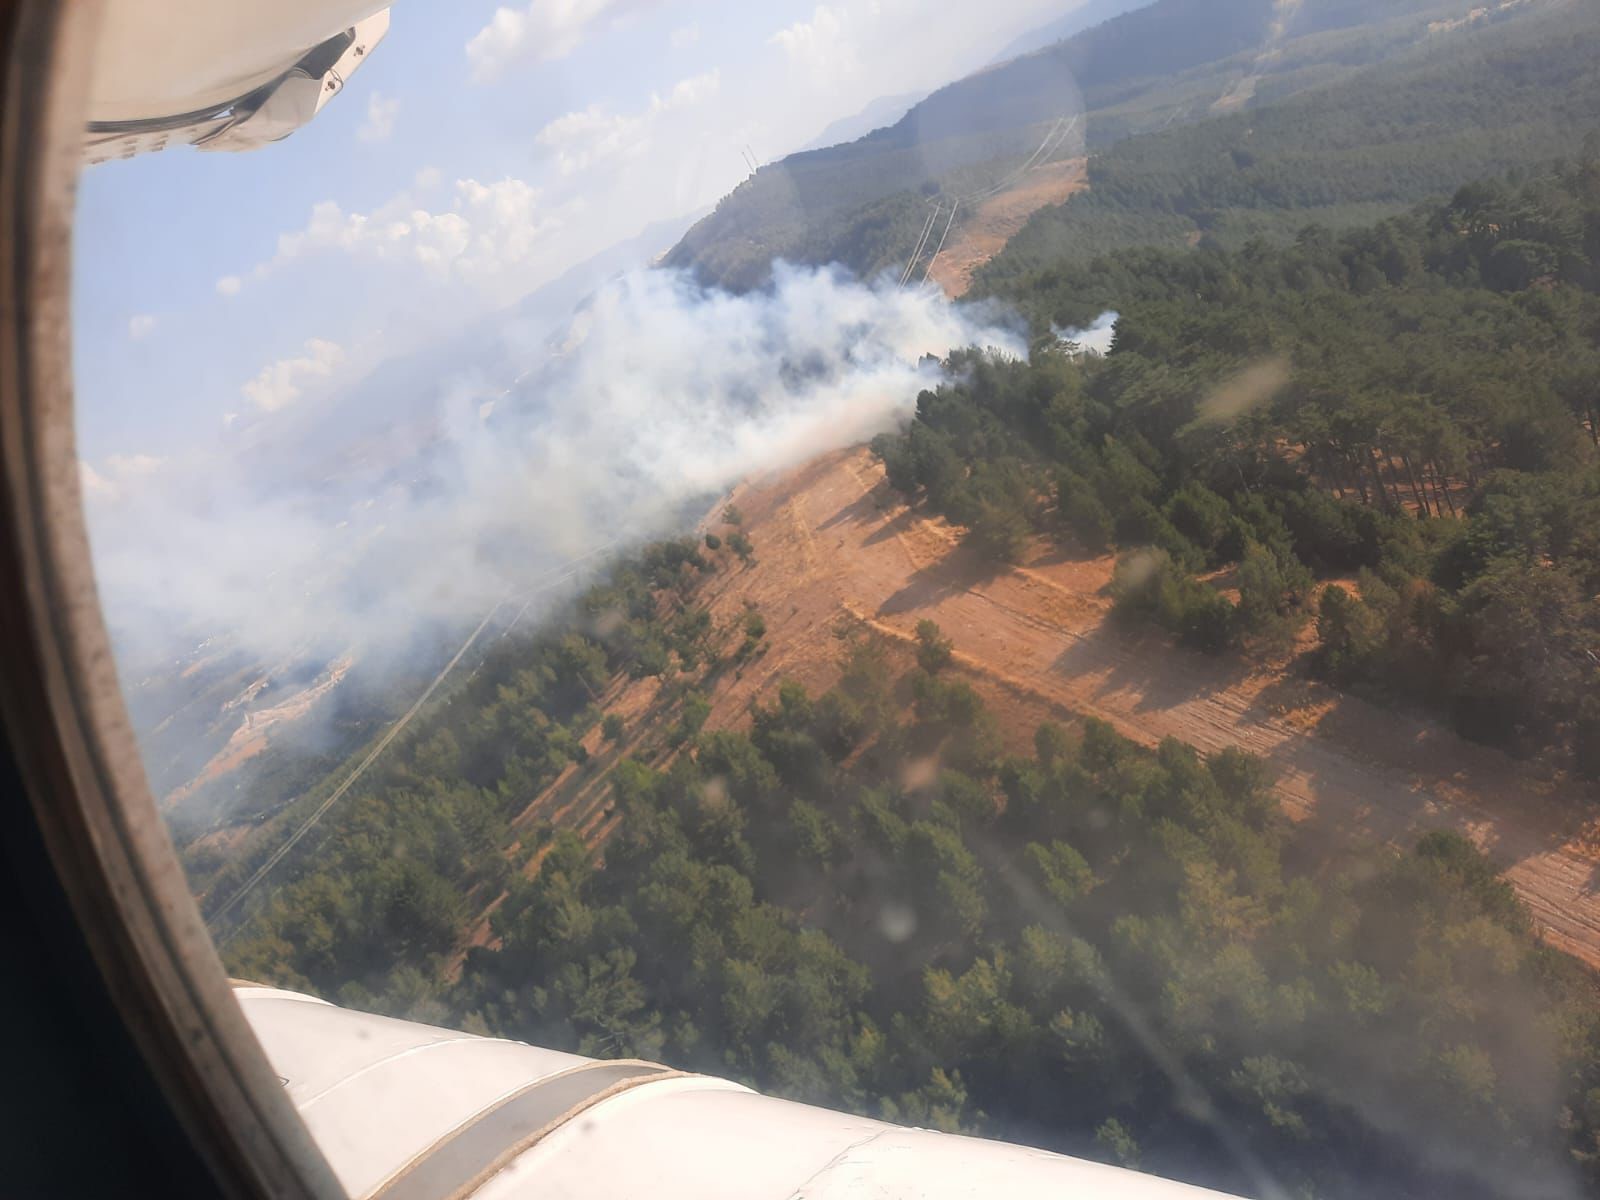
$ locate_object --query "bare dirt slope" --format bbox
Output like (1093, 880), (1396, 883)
(494, 444), (1600, 971)
(689, 446), (1600, 968)
(926, 158), (1088, 297)
(163, 656), (353, 813)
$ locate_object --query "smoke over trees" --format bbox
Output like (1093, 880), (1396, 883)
(181, 157), (1600, 1200)
(223, 588), (1600, 1198)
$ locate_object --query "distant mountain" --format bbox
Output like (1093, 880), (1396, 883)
(798, 90), (928, 154)
(662, 0), (1551, 292)
(987, 0), (1153, 65)
(978, 0), (1600, 297)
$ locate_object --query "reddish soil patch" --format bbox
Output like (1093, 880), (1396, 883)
(927, 159), (1088, 298)
(708, 449), (1600, 966)
(479, 445), (1600, 972)
(162, 657), (354, 811)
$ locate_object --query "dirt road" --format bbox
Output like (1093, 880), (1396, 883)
(708, 446), (1600, 968)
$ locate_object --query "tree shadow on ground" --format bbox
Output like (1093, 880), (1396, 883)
(1028, 540), (1107, 569)
(1048, 620), (1255, 714)
(874, 543), (1010, 617)
(817, 489), (884, 534)
(864, 506), (921, 547)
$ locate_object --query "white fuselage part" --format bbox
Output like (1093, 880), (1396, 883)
(236, 985), (1242, 1200)
(85, 1), (391, 123)
(81, 2), (391, 162)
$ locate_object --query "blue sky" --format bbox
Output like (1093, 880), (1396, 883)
(73, 0), (1084, 477)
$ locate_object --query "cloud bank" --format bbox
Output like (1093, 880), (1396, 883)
(536, 70), (721, 176)
(224, 176), (573, 310)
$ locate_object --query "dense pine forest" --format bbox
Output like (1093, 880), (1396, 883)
(217, 556), (1600, 1197)
(455, 651), (1600, 1199)
(979, 1), (1600, 278)
(204, 61), (1600, 1200)
(881, 159), (1600, 772)
(670, 0), (1600, 291)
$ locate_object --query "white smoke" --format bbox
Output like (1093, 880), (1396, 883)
(1051, 310), (1118, 356)
(82, 263), (1025, 679)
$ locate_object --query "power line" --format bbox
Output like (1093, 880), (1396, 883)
(208, 541), (620, 938)
(209, 602), (504, 936)
(899, 204), (941, 287)
(900, 111), (1082, 290)
(900, 205), (940, 285)
(959, 113), (1079, 206)
(921, 200), (959, 284)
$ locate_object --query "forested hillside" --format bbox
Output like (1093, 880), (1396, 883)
(457, 651), (1600, 1199)
(879, 159), (1600, 771)
(192, 10), (1600, 1197)
(216, 559), (1600, 1197)
(666, 0), (1567, 291)
(215, 155), (1600, 1180)
(980, 0), (1600, 283)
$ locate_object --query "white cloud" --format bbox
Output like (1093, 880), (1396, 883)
(768, 0), (1079, 103)
(216, 275), (242, 297)
(535, 107), (634, 175)
(79, 453), (164, 503)
(272, 198), (430, 263)
(128, 314), (157, 340)
(666, 71), (720, 107)
(536, 70), (720, 175)
(234, 177), (570, 305)
(467, 0), (659, 83)
(107, 452), (164, 477)
(358, 90), (400, 143)
(448, 178), (564, 279)
(669, 22), (700, 49)
(414, 165), (442, 189)
(242, 339), (345, 413)
(78, 461), (114, 500)
(771, 4), (853, 77)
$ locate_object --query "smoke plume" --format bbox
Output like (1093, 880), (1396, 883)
(1052, 310), (1118, 356)
(83, 263), (1025, 689)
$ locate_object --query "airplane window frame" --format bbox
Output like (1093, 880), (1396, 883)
(0, 4), (342, 1196)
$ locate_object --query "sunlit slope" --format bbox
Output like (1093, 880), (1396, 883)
(209, 451), (1600, 1197)
(663, 0), (1539, 290)
(687, 447), (1600, 968)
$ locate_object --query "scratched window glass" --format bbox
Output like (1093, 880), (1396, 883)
(74, 2), (1600, 1198)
